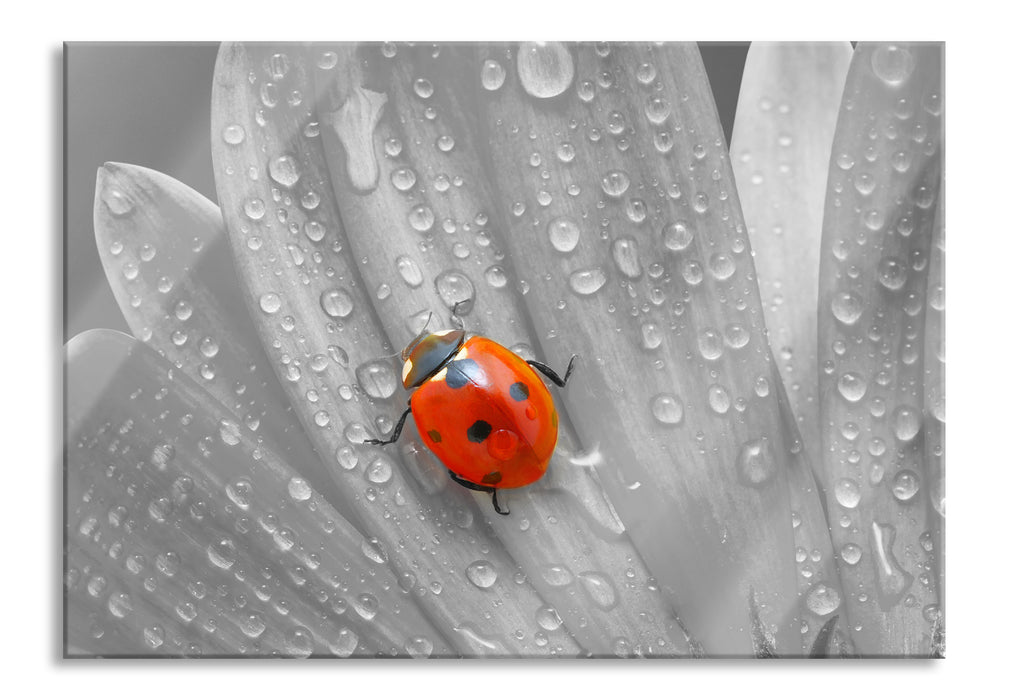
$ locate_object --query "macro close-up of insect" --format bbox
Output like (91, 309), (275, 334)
(366, 302), (577, 515)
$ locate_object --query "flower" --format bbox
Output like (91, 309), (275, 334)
(65, 41), (943, 658)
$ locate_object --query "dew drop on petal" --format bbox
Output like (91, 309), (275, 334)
(288, 477), (312, 502)
(222, 124), (246, 145)
(268, 154), (301, 188)
(569, 268), (607, 296)
(892, 405), (922, 441)
(219, 418), (241, 445)
(435, 270), (476, 310)
(736, 437), (775, 487)
(806, 583), (841, 616)
(834, 478), (861, 508)
(601, 170), (630, 198)
(548, 216), (581, 253)
(465, 560), (498, 589)
(871, 45), (916, 87)
(517, 42), (574, 99)
(831, 291), (864, 325)
(651, 393), (684, 425)
(320, 287), (354, 318)
(662, 221), (693, 251)
(356, 361), (398, 399)
(481, 59), (506, 91)
(837, 372), (868, 402)
(891, 469), (921, 502)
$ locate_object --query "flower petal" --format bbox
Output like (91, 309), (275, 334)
(731, 41), (852, 464)
(476, 42), (802, 655)
(66, 329), (452, 657)
(312, 42), (691, 657)
(816, 42), (942, 656)
(731, 42), (855, 654)
(92, 164), (339, 514)
(210, 43), (582, 657)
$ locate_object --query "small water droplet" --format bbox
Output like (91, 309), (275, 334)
(408, 204), (435, 233)
(268, 154), (301, 188)
(708, 385), (730, 414)
(662, 220), (693, 251)
(365, 456), (393, 484)
(651, 393), (684, 425)
(837, 372), (867, 402)
(831, 291), (864, 325)
(601, 170), (630, 198)
(207, 537), (237, 569)
(222, 124), (246, 145)
(287, 477), (312, 502)
(219, 418), (241, 445)
(244, 198), (266, 220)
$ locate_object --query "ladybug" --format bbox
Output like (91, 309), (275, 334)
(366, 306), (576, 515)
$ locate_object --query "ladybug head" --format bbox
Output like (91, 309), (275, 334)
(400, 328), (465, 389)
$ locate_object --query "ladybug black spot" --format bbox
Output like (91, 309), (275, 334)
(427, 429), (442, 443)
(445, 358), (483, 389)
(482, 471), (503, 485)
(467, 419), (492, 443)
(509, 382), (529, 401)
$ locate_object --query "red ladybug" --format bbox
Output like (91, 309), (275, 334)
(366, 309), (576, 515)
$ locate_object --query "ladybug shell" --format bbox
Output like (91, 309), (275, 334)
(412, 336), (558, 490)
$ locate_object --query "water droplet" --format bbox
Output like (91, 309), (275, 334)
(435, 270), (475, 310)
(855, 172), (876, 196)
(579, 571), (618, 610)
(395, 255), (424, 288)
(517, 42), (574, 99)
(569, 268), (607, 296)
(709, 253), (736, 281)
(268, 154), (301, 188)
(662, 221), (693, 251)
(556, 142), (576, 163)
(413, 77), (434, 99)
(408, 204), (435, 233)
(219, 418), (241, 445)
(542, 564), (574, 587)
(651, 393), (684, 425)
(436, 134), (455, 153)
(737, 437), (775, 487)
(484, 265), (508, 289)
(320, 287), (354, 318)
(892, 405), (922, 441)
(607, 110), (627, 135)
(466, 560), (498, 589)
(222, 124), (246, 145)
(287, 477), (312, 502)
(698, 328), (724, 361)
(708, 385), (730, 414)
(831, 291), (864, 325)
(536, 605), (563, 631)
(841, 543), (862, 565)
(313, 410), (330, 427)
(365, 457), (393, 484)
(837, 372), (867, 402)
(356, 361), (398, 399)
(406, 636), (434, 658)
(806, 584), (841, 616)
(391, 167), (417, 192)
(481, 59), (506, 91)
(611, 238), (642, 278)
(870, 521), (913, 609)
(601, 170), (630, 198)
(877, 257), (908, 290)
(834, 478), (861, 508)
(107, 592), (133, 618)
(891, 469), (921, 502)
(329, 628), (358, 657)
(547, 216), (580, 253)
(645, 95), (671, 124)
(624, 198), (647, 223)
(207, 537), (237, 569)
(871, 45), (916, 87)
(243, 198), (266, 220)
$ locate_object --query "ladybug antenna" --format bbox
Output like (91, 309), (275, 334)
(400, 311), (435, 361)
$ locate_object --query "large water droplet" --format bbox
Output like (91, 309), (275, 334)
(611, 238), (642, 278)
(408, 204), (435, 233)
(891, 469), (921, 502)
(268, 154), (301, 188)
(329, 628), (358, 657)
(870, 521), (913, 610)
(330, 86), (387, 193)
(805, 583), (841, 616)
(365, 456), (393, 484)
(320, 287), (354, 318)
(708, 384), (730, 414)
(435, 270), (475, 310)
(391, 167), (417, 192)
(517, 42), (574, 99)
(548, 216), (580, 253)
(481, 59), (506, 91)
(892, 405), (922, 441)
(663, 221), (694, 251)
(535, 605), (563, 631)
(651, 393), (684, 425)
(601, 170), (630, 198)
(578, 571), (618, 611)
(871, 45), (916, 87)
(877, 257), (908, 291)
(356, 360), (398, 399)
(542, 564), (574, 587)
(837, 371), (868, 402)
(466, 560), (498, 589)
(207, 537), (237, 570)
(219, 418), (241, 445)
(288, 477), (312, 502)
(831, 291), (864, 325)
(222, 124), (246, 145)
(834, 478), (861, 508)
(569, 268), (607, 296)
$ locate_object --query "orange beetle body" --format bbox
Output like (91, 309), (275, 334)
(412, 336), (558, 490)
(366, 317), (576, 515)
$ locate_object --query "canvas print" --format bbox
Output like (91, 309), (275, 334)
(64, 42), (944, 658)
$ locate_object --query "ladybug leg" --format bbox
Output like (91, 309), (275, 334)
(528, 355), (578, 387)
(364, 400), (412, 446)
(450, 299), (473, 330)
(447, 471), (510, 516)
